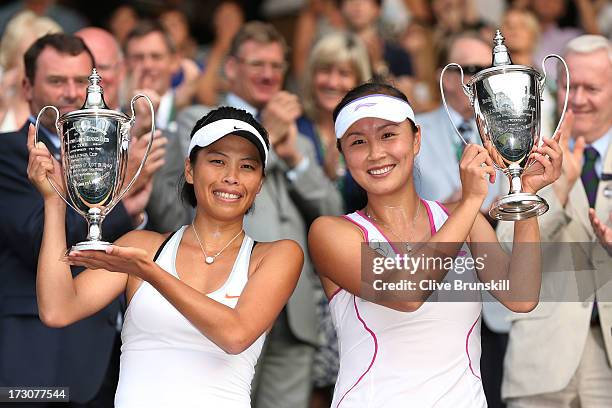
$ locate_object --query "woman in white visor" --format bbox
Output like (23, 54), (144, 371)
(28, 106), (303, 407)
(308, 83), (565, 407)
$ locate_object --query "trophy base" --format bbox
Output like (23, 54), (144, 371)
(489, 193), (549, 221)
(67, 240), (112, 254)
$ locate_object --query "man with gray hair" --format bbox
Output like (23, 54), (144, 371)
(497, 35), (612, 407)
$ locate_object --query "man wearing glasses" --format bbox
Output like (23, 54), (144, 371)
(415, 32), (501, 208)
(177, 21), (343, 408)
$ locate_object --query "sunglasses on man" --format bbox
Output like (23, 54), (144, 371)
(462, 65), (489, 76)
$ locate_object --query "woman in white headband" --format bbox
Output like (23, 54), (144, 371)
(308, 82), (565, 407)
(28, 106), (303, 407)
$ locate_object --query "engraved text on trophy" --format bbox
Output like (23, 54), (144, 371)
(474, 72), (540, 167)
(63, 116), (120, 213)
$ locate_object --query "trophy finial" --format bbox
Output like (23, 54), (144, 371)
(83, 67), (108, 109)
(492, 29), (512, 67)
(89, 68), (101, 87)
(494, 30), (504, 46)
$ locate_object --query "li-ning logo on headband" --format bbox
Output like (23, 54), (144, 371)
(354, 102), (377, 111)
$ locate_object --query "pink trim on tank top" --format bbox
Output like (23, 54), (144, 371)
(335, 295), (379, 408)
(421, 199), (437, 235)
(328, 215), (371, 302)
(466, 314), (482, 381)
(355, 199), (435, 252)
(342, 214), (370, 243)
(436, 201), (451, 216)
(328, 287), (343, 302)
(355, 210), (401, 255)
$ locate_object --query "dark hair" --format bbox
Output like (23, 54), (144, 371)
(332, 81), (418, 152)
(181, 106), (269, 208)
(24, 33), (95, 84)
(124, 19), (176, 55)
(228, 21), (289, 59)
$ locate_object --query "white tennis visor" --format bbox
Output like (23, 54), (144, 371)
(188, 118), (268, 166)
(334, 94), (416, 139)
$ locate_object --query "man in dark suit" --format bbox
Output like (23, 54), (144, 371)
(0, 33), (150, 406)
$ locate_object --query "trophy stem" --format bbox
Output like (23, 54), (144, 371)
(508, 168), (522, 194)
(86, 208), (103, 241)
(490, 167), (549, 221)
(68, 208), (112, 253)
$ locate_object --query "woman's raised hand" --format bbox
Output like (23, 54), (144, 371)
(459, 143), (496, 205)
(26, 124), (65, 201)
(521, 112), (569, 195)
(521, 137), (563, 194)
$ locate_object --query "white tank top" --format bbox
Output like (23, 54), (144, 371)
(115, 226), (265, 408)
(329, 200), (486, 408)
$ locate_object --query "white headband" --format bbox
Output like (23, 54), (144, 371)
(188, 118), (268, 166)
(334, 94), (416, 139)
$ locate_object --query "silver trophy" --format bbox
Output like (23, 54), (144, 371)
(440, 30), (570, 221)
(35, 68), (155, 251)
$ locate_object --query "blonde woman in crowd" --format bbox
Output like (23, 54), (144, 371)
(295, 31), (370, 407)
(0, 10), (61, 132)
(298, 31), (372, 213)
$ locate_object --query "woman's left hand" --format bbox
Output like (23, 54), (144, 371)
(67, 245), (153, 280)
(521, 136), (563, 194)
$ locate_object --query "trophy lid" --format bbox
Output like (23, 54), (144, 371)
(82, 68), (109, 110)
(492, 30), (512, 66)
(467, 29), (542, 86)
(60, 68), (127, 122)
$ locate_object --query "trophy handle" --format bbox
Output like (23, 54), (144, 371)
(34, 106), (86, 217)
(107, 93), (156, 212)
(540, 54), (570, 144)
(440, 63), (472, 146)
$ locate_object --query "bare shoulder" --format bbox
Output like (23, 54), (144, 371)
(309, 215), (363, 242)
(254, 239), (303, 259)
(114, 229), (170, 258)
(249, 239), (304, 279)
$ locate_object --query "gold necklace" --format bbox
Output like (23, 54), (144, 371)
(191, 224), (244, 265)
(365, 199), (421, 253)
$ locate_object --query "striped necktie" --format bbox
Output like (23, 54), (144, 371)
(581, 146), (601, 323)
(581, 146), (600, 208)
(455, 121), (471, 162)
